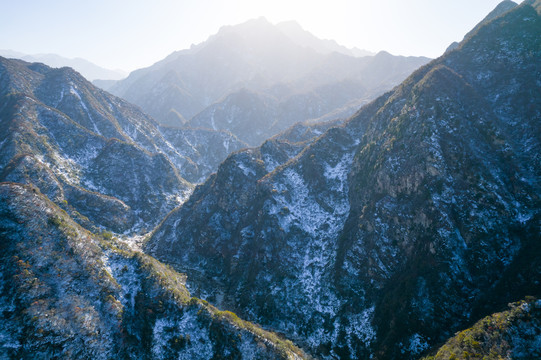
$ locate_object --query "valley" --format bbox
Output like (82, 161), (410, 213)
(0, 1), (540, 359)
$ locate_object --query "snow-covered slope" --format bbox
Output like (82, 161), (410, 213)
(0, 182), (308, 359)
(0, 57), (246, 233)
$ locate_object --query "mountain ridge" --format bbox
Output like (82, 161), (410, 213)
(0, 56), (247, 234)
(276, 20), (375, 57)
(445, 0), (518, 53)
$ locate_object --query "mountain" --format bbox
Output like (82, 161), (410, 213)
(110, 18), (430, 138)
(0, 56), (311, 358)
(0, 50), (127, 81)
(110, 17), (318, 123)
(0, 57), (246, 233)
(465, 0), (519, 36)
(146, 1), (541, 359)
(276, 20), (375, 57)
(0, 182), (308, 359)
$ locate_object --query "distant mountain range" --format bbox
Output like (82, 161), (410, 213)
(0, 50), (127, 81)
(109, 18), (430, 145)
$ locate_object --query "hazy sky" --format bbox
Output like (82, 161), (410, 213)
(0, 0), (522, 72)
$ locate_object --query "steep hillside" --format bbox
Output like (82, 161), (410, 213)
(188, 85), (360, 147)
(147, 1), (540, 359)
(0, 182), (308, 359)
(422, 298), (541, 360)
(159, 126), (249, 183)
(0, 57), (246, 233)
(187, 79), (362, 147)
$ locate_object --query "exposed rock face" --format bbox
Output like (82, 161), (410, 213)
(0, 182), (308, 359)
(0, 57), (246, 233)
(110, 18), (430, 144)
(147, 2), (541, 359)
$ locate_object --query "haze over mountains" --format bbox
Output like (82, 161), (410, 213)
(109, 18), (430, 145)
(1, 1), (540, 359)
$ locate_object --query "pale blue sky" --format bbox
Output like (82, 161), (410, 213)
(0, 0), (522, 72)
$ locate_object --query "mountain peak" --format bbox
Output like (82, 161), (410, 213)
(464, 0), (518, 39)
(276, 19), (375, 57)
(217, 16), (274, 35)
(484, 0), (518, 20)
(446, 0), (518, 54)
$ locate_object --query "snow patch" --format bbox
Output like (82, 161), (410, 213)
(517, 211), (532, 224)
(346, 306), (377, 353)
(100, 252), (141, 311)
(237, 160), (256, 176)
(70, 85), (102, 136)
(263, 153), (280, 173)
(152, 310), (213, 360)
(400, 333), (429, 355)
(39, 151), (81, 185)
(324, 153), (353, 193)
(265, 151), (355, 322)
